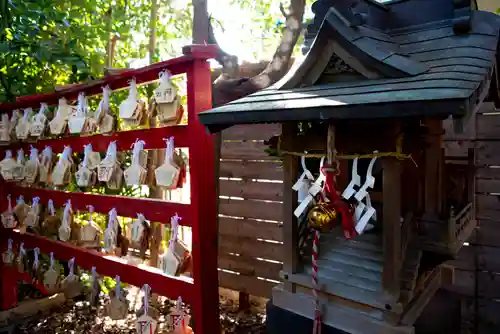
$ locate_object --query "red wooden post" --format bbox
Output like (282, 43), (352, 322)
(186, 54), (221, 333)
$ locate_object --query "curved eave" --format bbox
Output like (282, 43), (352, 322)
(324, 8), (429, 78)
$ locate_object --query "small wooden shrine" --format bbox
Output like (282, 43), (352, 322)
(199, 1), (500, 333)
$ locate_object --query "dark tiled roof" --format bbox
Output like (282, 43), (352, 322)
(199, 1), (500, 132)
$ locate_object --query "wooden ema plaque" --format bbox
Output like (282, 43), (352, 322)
(0, 45), (220, 334)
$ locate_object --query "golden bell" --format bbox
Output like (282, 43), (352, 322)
(307, 202), (338, 232)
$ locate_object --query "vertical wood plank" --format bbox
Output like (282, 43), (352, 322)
(281, 123), (299, 292)
(383, 157), (401, 298)
(187, 59), (220, 334)
(424, 119), (444, 217)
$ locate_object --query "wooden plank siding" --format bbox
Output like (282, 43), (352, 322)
(218, 124), (284, 298)
(443, 103), (500, 333)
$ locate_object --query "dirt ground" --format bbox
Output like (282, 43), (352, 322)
(5, 287), (267, 334)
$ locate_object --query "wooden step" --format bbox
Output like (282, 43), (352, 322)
(285, 268), (386, 310)
(273, 285), (415, 334)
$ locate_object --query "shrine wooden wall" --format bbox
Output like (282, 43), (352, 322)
(443, 102), (500, 333)
(217, 124), (283, 298)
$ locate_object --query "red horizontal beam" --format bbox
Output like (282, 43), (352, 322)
(5, 125), (189, 154)
(1, 44), (218, 111)
(5, 185), (192, 227)
(3, 266), (50, 295)
(4, 230), (195, 303)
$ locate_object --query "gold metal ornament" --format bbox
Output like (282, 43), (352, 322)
(307, 202), (337, 232)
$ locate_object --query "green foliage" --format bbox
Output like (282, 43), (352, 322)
(0, 0), (192, 101)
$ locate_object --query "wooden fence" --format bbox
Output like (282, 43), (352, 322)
(443, 102), (500, 333)
(217, 124), (284, 298)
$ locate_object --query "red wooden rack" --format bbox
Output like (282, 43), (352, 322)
(0, 44), (220, 334)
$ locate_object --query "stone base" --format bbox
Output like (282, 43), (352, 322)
(266, 299), (347, 334)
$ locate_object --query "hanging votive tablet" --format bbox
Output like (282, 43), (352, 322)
(166, 297), (191, 334)
(155, 137), (180, 189)
(16, 242), (26, 272)
(158, 215), (182, 276)
(131, 213), (146, 245)
(98, 141), (118, 182)
(0, 113), (10, 144)
(9, 110), (20, 141)
(58, 200), (72, 241)
(2, 239), (14, 265)
(44, 252), (60, 293)
(103, 208), (118, 254)
(30, 103), (48, 138)
(23, 146), (39, 184)
(69, 92), (90, 134)
(15, 108), (33, 140)
(24, 196), (41, 228)
(49, 98), (72, 135)
(96, 85), (115, 134)
(119, 78), (146, 127)
(14, 196), (30, 226)
(12, 149), (25, 181)
(76, 144), (96, 188)
(124, 140), (147, 186)
(51, 146), (73, 186)
(0, 150), (16, 181)
(105, 275), (129, 320)
(136, 284), (158, 334)
(80, 205), (102, 244)
(38, 146), (53, 184)
(42, 199), (62, 237)
(88, 266), (100, 305)
(1, 195), (16, 228)
(62, 257), (82, 299)
(154, 71), (182, 126)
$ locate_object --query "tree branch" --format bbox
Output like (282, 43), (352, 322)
(212, 0), (306, 106)
(208, 16), (240, 80)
